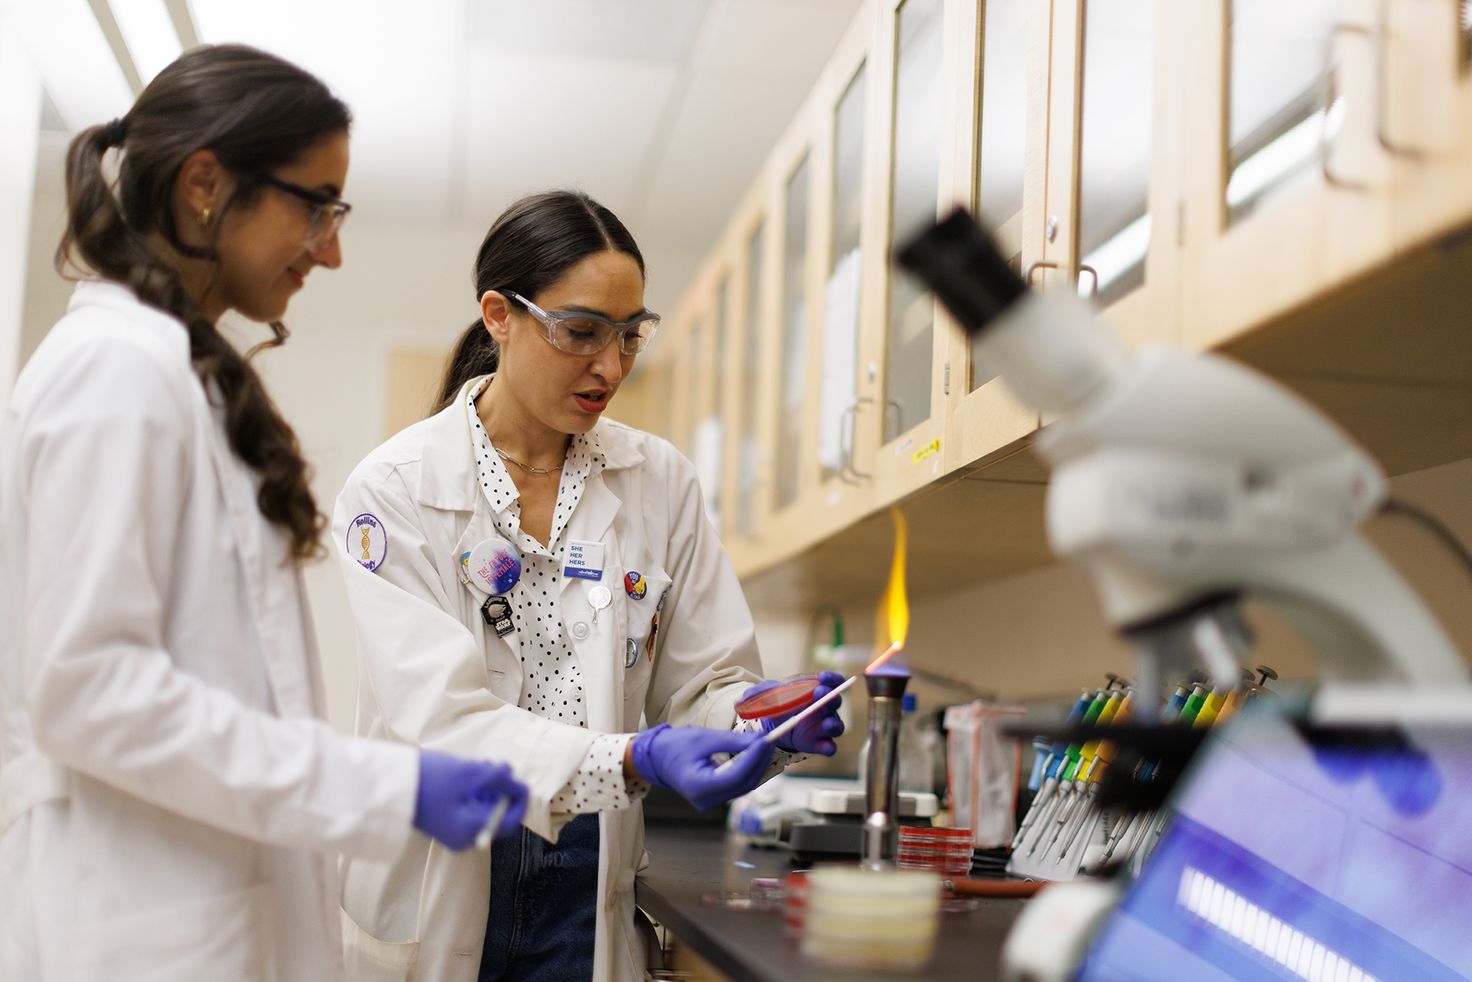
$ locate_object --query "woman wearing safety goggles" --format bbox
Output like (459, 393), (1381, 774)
(330, 190), (846, 982)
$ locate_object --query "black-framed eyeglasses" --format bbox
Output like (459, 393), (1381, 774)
(503, 290), (661, 356)
(259, 174), (351, 251)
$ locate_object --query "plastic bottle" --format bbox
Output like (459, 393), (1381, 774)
(858, 693), (933, 795)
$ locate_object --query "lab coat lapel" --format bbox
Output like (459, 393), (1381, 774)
(561, 469), (624, 734)
(450, 501), (525, 700)
(196, 401), (315, 719)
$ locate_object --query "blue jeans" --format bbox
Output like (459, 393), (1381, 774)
(479, 813), (601, 982)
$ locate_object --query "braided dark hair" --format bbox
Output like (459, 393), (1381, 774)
(57, 44), (350, 561)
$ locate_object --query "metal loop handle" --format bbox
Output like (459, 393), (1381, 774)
(1077, 263), (1100, 299)
(884, 398), (902, 437)
(1024, 260), (1060, 286)
(840, 395), (874, 483)
(1025, 260), (1098, 298)
(1321, 23), (1374, 190)
(1374, 0), (1428, 158)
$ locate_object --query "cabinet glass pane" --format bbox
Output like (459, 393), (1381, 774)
(776, 155), (810, 510)
(702, 277), (730, 533)
(1462, 0), (1471, 71)
(1226, 0), (1341, 224)
(684, 317), (702, 454)
(885, 0), (944, 442)
(737, 222), (765, 539)
(1078, 0), (1155, 307)
(971, 0), (1027, 391)
(821, 63), (866, 483)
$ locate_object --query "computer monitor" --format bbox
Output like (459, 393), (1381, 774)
(1079, 707), (1472, 981)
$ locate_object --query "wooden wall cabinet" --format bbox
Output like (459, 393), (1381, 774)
(625, 0), (1472, 614)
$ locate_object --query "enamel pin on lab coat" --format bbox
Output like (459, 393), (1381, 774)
(481, 595), (515, 637)
(563, 539), (605, 581)
(461, 537), (522, 595)
(624, 570), (647, 599)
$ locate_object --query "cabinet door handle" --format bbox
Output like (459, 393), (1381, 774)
(1373, 0), (1431, 158)
(841, 396), (874, 483)
(1321, 23), (1374, 190)
(1024, 260), (1059, 286)
(1077, 263), (1100, 299)
(1026, 260), (1098, 299)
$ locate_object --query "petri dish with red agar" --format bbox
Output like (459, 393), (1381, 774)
(735, 674), (824, 720)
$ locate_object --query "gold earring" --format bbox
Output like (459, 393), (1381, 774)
(199, 207), (211, 227)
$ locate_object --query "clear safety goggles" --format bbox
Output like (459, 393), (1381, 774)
(260, 174), (352, 252)
(503, 290), (661, 357)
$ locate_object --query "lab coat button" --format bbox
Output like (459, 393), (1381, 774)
(571, 621), (591, 640)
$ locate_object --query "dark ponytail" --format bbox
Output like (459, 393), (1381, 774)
(433, 190), (645, 413)
(57, 44), (351, 562)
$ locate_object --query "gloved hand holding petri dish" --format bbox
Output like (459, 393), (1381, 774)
(738, 670), (847, 756)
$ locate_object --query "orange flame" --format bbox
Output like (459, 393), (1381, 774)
(868, 507), (909, 673)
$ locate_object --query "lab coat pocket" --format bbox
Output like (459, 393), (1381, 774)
(80, 881), (270, 982)
(341, 906), (419, 981)
(617, 567), (670, 724)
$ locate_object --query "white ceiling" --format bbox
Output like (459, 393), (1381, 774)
(175, 0), (866, 312)
(14, 0), (861, 314)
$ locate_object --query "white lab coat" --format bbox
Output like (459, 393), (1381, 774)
(0, 281), (420, 982)
(333, 376), (768, 982)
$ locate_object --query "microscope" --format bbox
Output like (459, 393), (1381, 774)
(896, 210), (1468, 721)
(895, 210), (1472, 980)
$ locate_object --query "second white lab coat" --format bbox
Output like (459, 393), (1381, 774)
(0, 282), (420, 982)
(333, 376), (768, 982)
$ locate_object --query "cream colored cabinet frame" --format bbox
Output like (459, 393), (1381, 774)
(1392, 0), (1472, 252)
(755, 97), (823, 554)
(801, 5), (887, 528)
(1179, 0), (1399, 351)
(1018, 0), (1184, 356)
(942, 0), (1049, 472)
(724, 182), (783, 570)
(857, 0), (966, 503)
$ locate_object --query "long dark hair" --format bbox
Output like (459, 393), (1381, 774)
(57, 44), (350, 561)
(433, 190), (646, 413)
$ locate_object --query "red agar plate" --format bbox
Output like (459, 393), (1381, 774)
(735, 674), (824, 720)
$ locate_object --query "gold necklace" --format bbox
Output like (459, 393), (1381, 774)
(493, 444), (564, 475)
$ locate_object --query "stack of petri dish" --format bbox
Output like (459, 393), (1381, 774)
(782, 871), (808, 938)
(801, 867), (941, 972)
(897, 826), (973, 876)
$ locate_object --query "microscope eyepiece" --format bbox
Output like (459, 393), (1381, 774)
(894, 208), (1028, 337)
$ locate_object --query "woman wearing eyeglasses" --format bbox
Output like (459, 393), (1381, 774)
(0, 46), (532, 982)
(331, 190), (845, 982)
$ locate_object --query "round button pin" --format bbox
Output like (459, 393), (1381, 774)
(463, 537), (522, 595)
(571, 621), (591, 641)
(589, 585), (612, 611)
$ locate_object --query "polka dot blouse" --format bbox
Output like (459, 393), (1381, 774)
(466, 378), (645, 812)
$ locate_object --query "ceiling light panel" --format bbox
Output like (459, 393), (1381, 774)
(466, 0), (708, 64)
(109, 0), (182, 84)
(6, 0), (133, 128)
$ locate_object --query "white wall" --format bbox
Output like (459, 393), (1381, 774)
(1, 20), (42, 401)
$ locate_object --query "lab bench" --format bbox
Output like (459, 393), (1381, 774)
(636, 823), (1026, 982)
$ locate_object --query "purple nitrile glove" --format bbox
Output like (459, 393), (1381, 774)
(744, 670), (846, 755)
(414, 751), (528, 851)
(630, 724), (775, 811)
